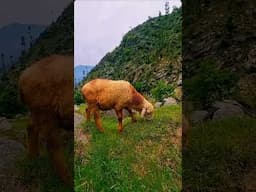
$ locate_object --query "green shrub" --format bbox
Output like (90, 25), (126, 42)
(183, 59), (238, 107)
(133, 81), (150, 93)
(151, 80), (174, 102)
(74, 88), (84, 105)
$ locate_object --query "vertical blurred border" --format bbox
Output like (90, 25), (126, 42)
(182, 0), (256, 191)
(0, 1), (74, 191)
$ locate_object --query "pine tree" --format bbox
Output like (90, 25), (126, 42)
(27, 25), (33, 48)
(165, 1), (170, 15)
(1, 53), (5, 72)
(21, 35), (26, 56)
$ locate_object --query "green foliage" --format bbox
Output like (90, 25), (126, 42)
(133, 81), (150, 93)
(74, 88), (84, 105)
(0, 83), (25, 117)
(151, 80), (175, 102)
(183, 59), (238, 107)
(75, 105), (181, 191)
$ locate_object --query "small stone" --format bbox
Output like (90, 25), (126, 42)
(163, 97), (177, 106)
(0, 117), (12, 131)
(154, 102), (162, 108)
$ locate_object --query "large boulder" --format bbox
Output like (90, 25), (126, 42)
(0, 138), (25, 173)
(0, 117), (12, 131)
(190, 110), (209, 124)
(245, 46), (256, 71)
(212, 100), (244, 120)
(235, 73), (256, 109)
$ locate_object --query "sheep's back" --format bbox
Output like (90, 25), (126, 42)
(19, 55), (73, 120)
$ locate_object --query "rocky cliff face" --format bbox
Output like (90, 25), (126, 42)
(183, 0), (256, 110)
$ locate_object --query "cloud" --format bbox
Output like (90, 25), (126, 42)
(75, 0), (181, 66)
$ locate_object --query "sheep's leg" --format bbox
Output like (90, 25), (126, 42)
(115, 109), (123, 133)
(46, 126), (73, 186)
(93, 109), (104, 132)
(27, 119), (39, 158)
(126, 108), (137, 123)
(86, 107), (91, 121)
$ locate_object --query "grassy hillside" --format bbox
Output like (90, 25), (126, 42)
(0, 2), (73, 116)
(184, 117), (256, 191)
(86, 7), (181, 92)
(75, 104), (181, 191)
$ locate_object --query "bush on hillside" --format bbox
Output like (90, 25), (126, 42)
(151, 80), (174, 102)
(74, 88), (84, 105)
(133, 81), (150, 93)
(183, 59), (238, 107)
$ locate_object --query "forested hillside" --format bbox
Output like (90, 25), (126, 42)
(85, 7), (181, 92)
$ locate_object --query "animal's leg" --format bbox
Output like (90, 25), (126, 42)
(126, 108), (137, 123)
(46, 126), (73, 186)
(27, 119), (39, 158)
(115, 109), (123, 133)
(93, 109), (104, 132)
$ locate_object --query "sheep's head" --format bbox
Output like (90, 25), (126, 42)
(141, 100), (154, 120)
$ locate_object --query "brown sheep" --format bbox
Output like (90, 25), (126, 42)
(81, 79), (154, 133)
(19, 54), (73, 186)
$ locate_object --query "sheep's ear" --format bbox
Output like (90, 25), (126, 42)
(141, 108), (146, 118)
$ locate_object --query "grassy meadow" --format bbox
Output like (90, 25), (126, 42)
(183, 116), (256, 191)
(75, 104), (182, 192)
(0, 117), (73, 192)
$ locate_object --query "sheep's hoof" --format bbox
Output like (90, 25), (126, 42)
(98, 129), (105, 133)
(118, 129), (123, 134)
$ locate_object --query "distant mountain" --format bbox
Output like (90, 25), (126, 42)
(74, 65), (94, 86)
(0, 23), (46, 69)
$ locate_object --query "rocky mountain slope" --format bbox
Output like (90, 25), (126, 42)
(183, 0), (256, 111)
(85, 7), (181, 92)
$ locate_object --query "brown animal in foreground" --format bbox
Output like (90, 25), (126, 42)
(81, 79), (154, 133)
(19, 55), (73, 186)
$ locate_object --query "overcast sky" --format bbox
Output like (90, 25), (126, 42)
(75, 0), (181, 66)
(0, 0), (71, 27)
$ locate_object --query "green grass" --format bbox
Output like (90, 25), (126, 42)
(75, 105), (182, 192)
(183, 117), (256, 191)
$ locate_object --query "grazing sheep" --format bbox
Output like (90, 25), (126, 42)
(19, 55), (73, 186)
(81, 79), (154, 133)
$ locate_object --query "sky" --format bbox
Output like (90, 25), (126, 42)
(75, 0), (181, 66)
(0, 0), (72, 27)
